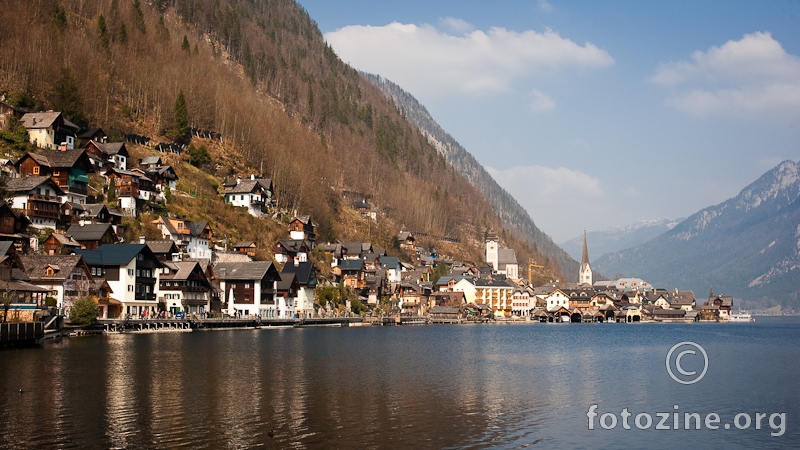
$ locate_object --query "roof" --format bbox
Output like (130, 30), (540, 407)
(214, 261), (280, 281)
(225, 179), (261, 194)
(40, 149), (91, 168)
(140, 156), (162, 165)
(379, 256), (401, 270)
(276, 272), (297, 291)
(234, 241), (255, 248)
(0, 241), (15, 257)
(91, 141), (128, 157)
(18, 255), (86, 281)
(20, 111), (62, 129)
(430, 306), (461, 314)
(67, 223), (114, 242)
(338, 259), (364, 271)
(48, 233), (80, 247)
(81, 204), (109, 217)
(280, 261), (316, 285)
(5, 176), (64, 194)
(75, 244), (155, 266)
(498, 248), (518, 265)
(161, 261), (205, 282)
(290, 215), (312, 226)
(147, 240), (179, 254)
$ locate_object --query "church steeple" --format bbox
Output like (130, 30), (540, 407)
(580, 230), (593, 285)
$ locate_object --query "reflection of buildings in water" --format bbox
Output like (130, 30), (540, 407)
(146, 334), (189, 443)
(106, 334), (139, 449)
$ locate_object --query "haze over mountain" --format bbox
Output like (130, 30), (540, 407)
(560, 219), (682, 263)
(363, 73), (579, 281)
(594, 160), (800, 310)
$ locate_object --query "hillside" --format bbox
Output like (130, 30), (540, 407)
(362, 73), (579, 281)
(0, 0), (563, 282)
(559, 218), (682, 263)
(594, 160), (800, 310)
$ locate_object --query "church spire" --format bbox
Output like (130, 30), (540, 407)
(579, 230), (593, 285)
(581, 229), (590, 265)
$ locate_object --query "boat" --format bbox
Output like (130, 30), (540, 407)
(729, 312), (755, 322)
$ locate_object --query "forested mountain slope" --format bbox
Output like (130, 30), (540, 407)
(0, 0), (563, 281)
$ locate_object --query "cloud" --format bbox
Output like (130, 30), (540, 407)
(324, 21), (613, 98)
(652, 32), (800, 121)
(486, 165), (603, 199)
(538, 0), (554, 12)
(530, 89), (556, 112)
(439, 17), (474, 35)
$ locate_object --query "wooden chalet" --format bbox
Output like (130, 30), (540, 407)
(5, 176), (65, 230)
(66, 223), (119, 250)
(20, 111), (79, 150)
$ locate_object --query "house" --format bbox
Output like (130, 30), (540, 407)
(433, 291), (465, 307)
(288, 216), (315, 242)
(352, 200), (376, 221)
(158, 261), (212, 316)
(280, 261), (317, 318)
(544, 288), (570, 311)
(76, 244), (162, 318)
(146, 240), (181, 262)
(42, 232), (80, 255)
(15, 149), (94, 204)
(0, 201), (31, 243)
(396, 231), (415, 250)
(670, 290), (696, 311)
(66, 223), (119, 250)
(510, 288), (533, 317)
(143, 165), (178, 194)
(275, 272), (299, 318)
(5, 176), (65, 230)
(18, 255), (92, 311)
(222, 176), (274, 217)
(82, 140), (129, 170)
(89, 278), (121, 319)
(214, 261), (282, 318)
(105, 168), (142, 215)
(379, 256), (403, 285)
(20, 111), (79, 150)
(707, 294), (733, 319)
(77, 127), (106, 144)
(337, 259), (365, 291)
(139, 156), (162, 170)
(234, 241), (257, 258)
(474, 277), (515, 317)
(436, 275), (477, 304)
(271, 239), (311, 264)
(0, 242), (50, 322)
(152, 216), (213, 259)
(429, 306), (463, 322)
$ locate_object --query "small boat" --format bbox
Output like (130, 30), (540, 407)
(729, 312), (755, 322)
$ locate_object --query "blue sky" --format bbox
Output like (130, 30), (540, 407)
(298, 0), (800, 242)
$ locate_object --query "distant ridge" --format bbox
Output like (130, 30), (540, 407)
(594, 160), (800, 309)
(363, 73), (579, 281)
(559, 218), (682, 262)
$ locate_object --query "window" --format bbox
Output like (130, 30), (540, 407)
(128, 269), (134, 276)
(33, 167), (40, 175)
(53, 170), (60, 176)
(245, 283), (250, 289)
(127, 285), (133, 292)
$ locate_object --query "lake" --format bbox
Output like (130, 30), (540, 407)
(2, 317), (799, 449)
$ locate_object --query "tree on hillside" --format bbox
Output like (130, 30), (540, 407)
(107, 177), (116, 204)
(54, 68), (88, 128)
(188, 144), (211, 168)
(170, 91), (189, 143)
(98, 14), (109, 48)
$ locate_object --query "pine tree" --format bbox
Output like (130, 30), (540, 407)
(171, 91), (189, 143)
(54, 68), (88, 128)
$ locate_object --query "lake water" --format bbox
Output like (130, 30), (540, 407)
(2, 317), (799, 449)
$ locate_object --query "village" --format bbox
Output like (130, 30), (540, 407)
(0, 103), (738, 342)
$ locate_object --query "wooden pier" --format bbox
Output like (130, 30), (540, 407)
(1, 322), (44, 346)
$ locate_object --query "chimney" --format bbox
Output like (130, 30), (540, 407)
(139, 236), (146, 244)
(251, 174), (255, 180)
(220, 268), (227, 279)
(236, 176), (241, 185)
(294, 258), (300, 267)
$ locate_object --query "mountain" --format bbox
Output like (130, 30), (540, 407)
(560, 218), (682, 262)
(362, 73), (579, 281)
(0, 0), (562, 280)
(594, 160), (800, 309)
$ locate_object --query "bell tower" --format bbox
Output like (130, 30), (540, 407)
(579, 230), (593, 285)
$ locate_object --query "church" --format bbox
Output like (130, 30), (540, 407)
(579, 230), (593, 286)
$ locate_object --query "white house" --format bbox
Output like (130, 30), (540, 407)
(215, 261), (282, 318)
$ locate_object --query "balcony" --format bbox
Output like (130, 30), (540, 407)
(66, 183), (88, 196)
(26, 207), (61, 219)
(135, 293), (157, 301)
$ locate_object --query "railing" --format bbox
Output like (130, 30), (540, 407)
(27, 207), (61, 219)
(135, 293), (157, 301)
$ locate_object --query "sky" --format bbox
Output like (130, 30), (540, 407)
(298, 0), (800, 243)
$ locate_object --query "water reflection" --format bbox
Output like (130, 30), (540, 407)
(1, 322), (799, 449)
